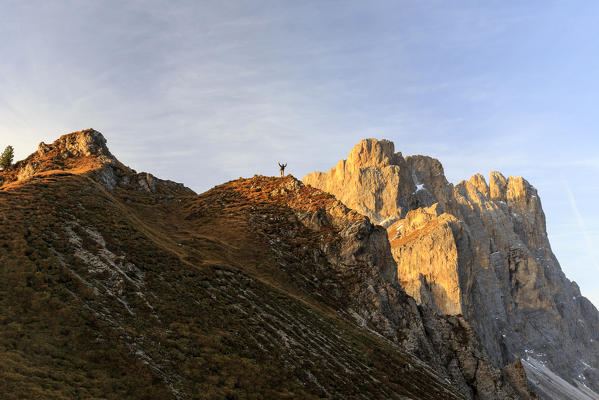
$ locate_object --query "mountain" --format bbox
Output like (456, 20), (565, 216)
(304, 138), (599, 399)
(0, 130), (538, 399)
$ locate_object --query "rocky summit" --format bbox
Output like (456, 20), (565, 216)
(304, 138), (599, 399)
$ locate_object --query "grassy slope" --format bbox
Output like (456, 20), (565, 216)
(0, 171), (464, 399)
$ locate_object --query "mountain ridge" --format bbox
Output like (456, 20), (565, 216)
(0, 129), (539, 399)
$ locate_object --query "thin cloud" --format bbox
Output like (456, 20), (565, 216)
(0, 1), (598, 306)
(562, 178), (599, 271)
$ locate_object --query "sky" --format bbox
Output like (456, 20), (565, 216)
(1, 1), (598, 305)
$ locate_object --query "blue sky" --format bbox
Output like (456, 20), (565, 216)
(1, 1), (598, 305)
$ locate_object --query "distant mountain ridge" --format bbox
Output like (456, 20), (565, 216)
(304, 138), (599, 399)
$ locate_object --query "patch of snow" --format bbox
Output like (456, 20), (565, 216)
(521, 357), (599, 400)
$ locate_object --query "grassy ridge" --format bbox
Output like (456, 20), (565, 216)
(0, 172), (464, 399)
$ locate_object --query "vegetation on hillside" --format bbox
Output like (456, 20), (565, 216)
(0, 145), (14, 170)
(0, 167), (465, 399)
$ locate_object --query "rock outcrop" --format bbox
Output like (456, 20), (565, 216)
(304, 138), (599, 396)
(1, 129), (193, 195)
(387, 204), (463, 316)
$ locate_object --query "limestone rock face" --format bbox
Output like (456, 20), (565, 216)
(303, 138), (599, 396)
(387, 205), (463, 316)
(304, 139), (416, 226)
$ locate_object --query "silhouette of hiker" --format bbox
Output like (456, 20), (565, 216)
(278, 162), (287, 177)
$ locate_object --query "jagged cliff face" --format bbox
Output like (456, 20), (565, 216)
(304, 138), (599, 396)
(0, 130), (535, 399)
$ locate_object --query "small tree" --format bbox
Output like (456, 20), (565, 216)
(0, 146), (14, 170)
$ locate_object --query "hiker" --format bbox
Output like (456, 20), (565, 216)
(278, 162), (287, 177)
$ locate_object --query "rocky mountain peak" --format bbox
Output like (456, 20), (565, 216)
(346, 138), (400, 169)
(37, 128), (113, 160)
(0, 129), (192, 196)
(4, 128), (116, 184)
(489, 171), (509, 200)
(469, 173), (490, 197)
